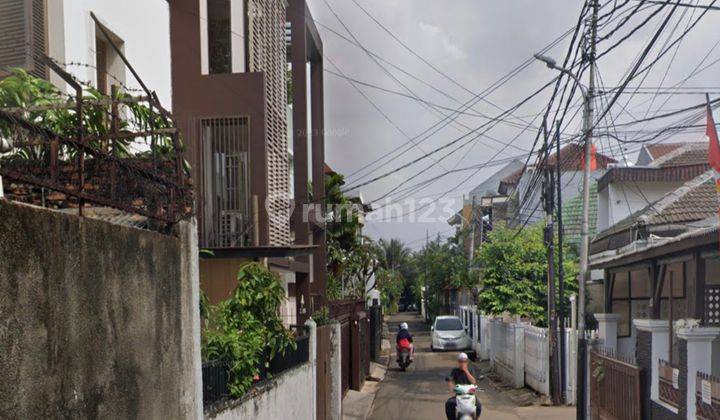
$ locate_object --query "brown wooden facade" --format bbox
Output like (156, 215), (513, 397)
(169, 0), (327, 320)
(592, 227), (720, 338)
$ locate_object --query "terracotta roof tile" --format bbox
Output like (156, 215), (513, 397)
(650, 142), (706, 168)
(645, 143), (684, 160)
(547, 143), (616, 171)
(500, 167), (524, 184)
(595, 171), (716, 240)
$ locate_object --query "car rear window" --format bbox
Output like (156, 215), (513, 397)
(435, 318), (463, 331)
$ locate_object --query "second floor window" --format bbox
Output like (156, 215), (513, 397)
(207, 0), (232, 74)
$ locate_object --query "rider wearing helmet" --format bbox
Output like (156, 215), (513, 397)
(396, 322), (414, 362)
(445, 352), (481, 419)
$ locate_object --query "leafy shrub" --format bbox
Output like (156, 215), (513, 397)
(202, 263), (296, 397)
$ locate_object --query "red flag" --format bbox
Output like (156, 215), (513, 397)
(708, 95), (720, 176)
(580, 143), (598, 171)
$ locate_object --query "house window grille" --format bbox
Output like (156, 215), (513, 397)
(199, 117), (250, 248)
(706, 286), (720, 325)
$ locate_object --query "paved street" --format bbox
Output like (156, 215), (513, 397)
(369, 312), (575, 420)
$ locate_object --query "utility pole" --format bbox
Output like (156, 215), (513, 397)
(555, 120), (567, 404)
(542, 124), (561, 406)
(469, 197), (476, 262)
(424, 229), (429, 322)
(577, 0), (598, 417)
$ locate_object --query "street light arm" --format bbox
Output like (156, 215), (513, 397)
(558, 69), (588, 100)
(533, 53), (588, 98)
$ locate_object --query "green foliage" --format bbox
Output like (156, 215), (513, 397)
(375, 268), (404, 313)
(475, 225), (578, 326)
(0, 68), (181, 165)
(202, 263), (295, 397)
(324, 172), (378, 299)
(411, 235), (471, 320)
(310, 306), (331, 326)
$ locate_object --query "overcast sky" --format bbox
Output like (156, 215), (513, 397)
(306, 0), (720, 248)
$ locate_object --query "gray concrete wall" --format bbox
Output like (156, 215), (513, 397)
(205, 363), (315, 420)
(0, 200), (202, 419)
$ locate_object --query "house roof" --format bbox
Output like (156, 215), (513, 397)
(597, 143), (709, 192)
(597, 163), (709, 192)
(468, 159), (525, 199)
(547, 143), (617, 171)
(501, 167), (524, 185)
(501, 143), (617, 187)
(644, 143), (685, 161)
(590, 217), (718, 269)
(649, 142), (706, 168)
(561, 183), (598, 250)
(591, 170), (716, 253)
(324, 163), (336, 175)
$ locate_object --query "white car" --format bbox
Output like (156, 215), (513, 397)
(430, 316), (472, 351)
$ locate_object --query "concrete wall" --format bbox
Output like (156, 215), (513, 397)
(0, 200), (201, 419)
(600, 181), (683, 231)
(206, 363), (314, 420)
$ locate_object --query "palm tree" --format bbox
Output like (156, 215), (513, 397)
(376, 238), (410, 271)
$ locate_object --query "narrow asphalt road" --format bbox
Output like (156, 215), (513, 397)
(368, 312), (575, 420)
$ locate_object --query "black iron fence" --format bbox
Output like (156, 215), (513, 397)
(202, 326), (311, 407)
(202, 359), (231, 405)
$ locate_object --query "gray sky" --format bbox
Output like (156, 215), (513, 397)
(307, 0), (720, 248)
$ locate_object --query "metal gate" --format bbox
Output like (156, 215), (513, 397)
(316, 325), (332, 420)
(590, 350), (642, 420)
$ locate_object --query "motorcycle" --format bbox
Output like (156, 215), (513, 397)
(396, 339), (413, 371)
(454, 384), (480, 420)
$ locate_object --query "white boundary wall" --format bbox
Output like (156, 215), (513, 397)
(458, 306), (578, 403)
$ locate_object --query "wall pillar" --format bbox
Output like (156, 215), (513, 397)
(305, 318), (318, 420)
(677, 326), (720, 420)
(595, 313), (621, 353)
(634, 319), (670, 403)
(329, 322), (342, 420)
(512, 323), (525, 388)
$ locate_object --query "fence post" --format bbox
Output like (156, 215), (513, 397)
(369, 304), (381, 362)
(329, 321), (342, 420)
(595, 313), (620, 353)
(305, 318), (318, 420)
(513, 324), (525, 388)
(677, 326), (720, 420)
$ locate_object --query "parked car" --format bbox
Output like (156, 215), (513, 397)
(430, 316), (472, 351)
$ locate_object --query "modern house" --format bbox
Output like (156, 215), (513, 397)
(169, 0), (327, 323)
(0, 0), (172, 104)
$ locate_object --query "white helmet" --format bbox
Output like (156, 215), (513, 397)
(400, 322), (409, 330)
(458, 352), (469, 361)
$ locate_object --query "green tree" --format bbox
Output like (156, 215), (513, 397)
(475, 225), (578, 327)
(410, 234), (472, 320)
(376, 238), (410, 271)
(374, 267), (404, 313)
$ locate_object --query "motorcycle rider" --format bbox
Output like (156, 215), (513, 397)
(445, 352), (481, 419)
(396, 322), (414, 362)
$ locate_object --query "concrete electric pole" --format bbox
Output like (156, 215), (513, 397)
(533, 1), (597, 415)
(542, 124), (561, 406)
